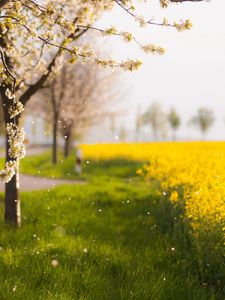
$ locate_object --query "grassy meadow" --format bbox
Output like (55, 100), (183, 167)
(0, 144), (224, 299)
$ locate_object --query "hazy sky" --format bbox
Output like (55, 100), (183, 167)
(96, 0), (225, 140)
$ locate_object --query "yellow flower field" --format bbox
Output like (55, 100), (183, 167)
(82, 142), (225, 249)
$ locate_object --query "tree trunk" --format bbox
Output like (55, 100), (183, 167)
(4, 161), (20, 226)
(64, 130), (72, 158)
(1, 92), (21, 227)
(52, 114), (58, 164)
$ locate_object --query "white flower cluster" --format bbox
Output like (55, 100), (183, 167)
(121, 32), (133, 43)
(160, 0), (170, 8)
(102, 26), (118, 36)
(7, 123), (26, 159)
(174, 20), (192, 32)
(5, 87), (24, 119)
(94, 58), (142, 71)
(5, 88), (15, 100)
(135, 16), (146, 27)
(0, 123), (26, 183)
(142, 44), (165, 55)
(120, 59), (142, 71)
(9, 102), (24, 118)
(42, 30), (57, 42)
(0, 161), (18, 183)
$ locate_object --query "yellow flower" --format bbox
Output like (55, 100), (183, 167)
(170, 191), (179, 203)
(80, 141), (225, 251)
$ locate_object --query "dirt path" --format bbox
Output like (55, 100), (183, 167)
(0, 174), (86, 192)
(0, 146), (50, 158)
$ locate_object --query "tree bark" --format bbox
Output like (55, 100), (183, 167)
(0, 0), (9, 8)
(0, 28), (21, 226)
(64, 130), (72, 158)
(52, 114), (58, 164)
(4, 160), (20, 227)
(1, 92), (21, 227)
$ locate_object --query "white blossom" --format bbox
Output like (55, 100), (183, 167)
(9, 102), (24, 118)
(5, 88), (15, 100)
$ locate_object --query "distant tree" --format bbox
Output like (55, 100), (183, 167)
(28, 61), (117, 161)
(135, 107), (142, 141)
(189, 108), (214, 139)
(30, 118), (38, 145)
(142, 102), (167, 140)
(119, 125), (127, 142)
(59, 64), (117, 158)
(43, 119), (52, 144)
(110, 114), (116, 136)
(168, 108), (181, 140)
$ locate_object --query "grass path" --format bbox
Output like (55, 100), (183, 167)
(0, 174), (86, 192)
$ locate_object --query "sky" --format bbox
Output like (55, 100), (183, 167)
(95, 0), (225, 141)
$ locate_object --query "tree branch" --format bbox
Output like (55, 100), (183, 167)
(19, 27), (89, 105)
(19, 53), (58, 105)
(0, 0), (9, 8)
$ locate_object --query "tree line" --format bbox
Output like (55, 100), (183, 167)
(135, 102), (215, 140)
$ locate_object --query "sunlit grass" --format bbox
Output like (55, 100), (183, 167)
(17, 150), (142, 181)
(0, 153), (223, 299)
(0, 177), (219, 299)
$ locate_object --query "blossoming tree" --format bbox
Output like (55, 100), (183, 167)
(28, 60), (117, 163)
(0, 0), (204, 226)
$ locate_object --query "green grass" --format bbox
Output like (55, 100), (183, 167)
(20, 151), (80, 179)
(18, 150), (142, 180)
(0, 152), (223, 299)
